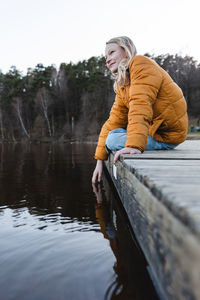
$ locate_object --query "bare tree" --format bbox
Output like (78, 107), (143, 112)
(0, 100), (4, 140)
(36, 87), (52, 137)
(0, 81), (4, 140)
(13, 97), (30, 138)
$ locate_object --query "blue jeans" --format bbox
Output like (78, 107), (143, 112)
(105, 128), (178, 152)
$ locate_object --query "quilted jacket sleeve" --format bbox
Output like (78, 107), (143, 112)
(125, 57), (163, 152)
(94, 88), (128, 160)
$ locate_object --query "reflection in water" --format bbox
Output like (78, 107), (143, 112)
(93, 181), (159, 300)
(0, 143), (158, 300)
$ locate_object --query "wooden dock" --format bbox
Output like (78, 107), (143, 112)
(104, 140), (200, 300)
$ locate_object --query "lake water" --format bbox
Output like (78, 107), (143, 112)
(0, 143), (158, 300)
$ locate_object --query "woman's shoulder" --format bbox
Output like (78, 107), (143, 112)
(128, 55), (162, 77)
(129, 55), (157, 68)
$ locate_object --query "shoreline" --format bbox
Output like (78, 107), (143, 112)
(0, 134), (200, 144)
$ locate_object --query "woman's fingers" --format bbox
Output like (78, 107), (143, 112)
(92, 171), (98, 183)
(113, 151), (121, 163)
(114, 148), (141, 163)
(92, 172), (101, 183)
(98, 172), (102, 182)
(92, 167), (103, 183)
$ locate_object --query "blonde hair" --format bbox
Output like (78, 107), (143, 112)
(106, 36), (137, 91)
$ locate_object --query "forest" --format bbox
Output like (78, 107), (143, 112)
(0, 53), (200, 142)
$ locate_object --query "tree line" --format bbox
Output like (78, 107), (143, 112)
(0, 54), (199, 141)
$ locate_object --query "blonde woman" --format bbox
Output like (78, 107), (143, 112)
(92, 36), (188, 183)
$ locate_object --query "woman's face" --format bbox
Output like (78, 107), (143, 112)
(105, 43), (126, 73)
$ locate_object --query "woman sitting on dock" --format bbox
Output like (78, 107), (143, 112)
(92, 36), (188, 183)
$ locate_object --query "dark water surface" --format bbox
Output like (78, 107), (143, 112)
(0, 143), (158, 300)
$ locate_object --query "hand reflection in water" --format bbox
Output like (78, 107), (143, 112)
(92, 183), (157, 299)
(92, 182), (141, 299)
(92, 182), (103, 205)
(92, 182), (121, 265)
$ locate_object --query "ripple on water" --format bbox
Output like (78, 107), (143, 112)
(0, 220), (115, 300)
(0, 206), (100, 233)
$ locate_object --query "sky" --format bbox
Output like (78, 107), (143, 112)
(0, 0), (199, 74)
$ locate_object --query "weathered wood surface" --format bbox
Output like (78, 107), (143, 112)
(104, 140), (200, 300)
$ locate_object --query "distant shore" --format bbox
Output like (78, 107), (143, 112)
(0, 134), (200, 144)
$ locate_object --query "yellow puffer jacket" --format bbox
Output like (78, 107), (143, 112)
(94, 55), (188, 160)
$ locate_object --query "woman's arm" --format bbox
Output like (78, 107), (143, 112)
(94, 89), (128, 161)
(92, 89), (128, 183)
(92, 160), (103, 183)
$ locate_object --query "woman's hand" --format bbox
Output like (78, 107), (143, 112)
(92, 160), (103, 183)
(114, 147), (141, 163)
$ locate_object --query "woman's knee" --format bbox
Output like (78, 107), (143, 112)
(106, 134), (118, 150)
(105, 128), (127, 151)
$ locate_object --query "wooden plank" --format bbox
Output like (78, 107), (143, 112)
(124, 159), (200, 166)
(176, 140), (200, 150)
(119, 140), (200, 160)
(123, 159), (200, 236)
(105, 153), (200, 300)
(122, 152), (200, 160)
(105, 142), (200, 300)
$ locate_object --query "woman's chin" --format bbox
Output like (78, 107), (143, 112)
(110, 66), (118, 73)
